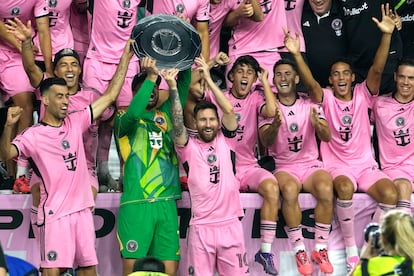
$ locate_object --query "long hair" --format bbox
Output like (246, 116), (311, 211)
(380, 210), (414, 260)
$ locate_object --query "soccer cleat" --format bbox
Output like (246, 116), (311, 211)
(254, 250), (278, 275)
(13, 175), (30, 194)
(346, 255), (360, 274)
(295, 250), (313, 275)
(311, 249), (334, 274)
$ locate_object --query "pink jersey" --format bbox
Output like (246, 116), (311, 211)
(209, 0), (240, 57)
(176, 132), (244, 225)
(279, 0), (306, 53)
(33, 0), (73, 59)
(372, 95), (414, 169)
(228, 0), (287, 57)
(87, 0), (140, 63)
(206, 89), (265, 166)
(0, 0), (49, 53)
(320, 82), (378, 167)
(151, 0), (210, 22)
(13, 108), (95, 225)
(259, 94), (325, 166)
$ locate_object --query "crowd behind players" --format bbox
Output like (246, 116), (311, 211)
(0, 0), (414, 276)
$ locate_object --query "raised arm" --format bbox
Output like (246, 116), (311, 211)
(161, 68), (188, 146)
(91, 39), (134, 120)
(258, 66), (277, 118)
(195, 57), (237, 131)
(366, 3), (396, 94)
(284, 29), (324, 103)
(258, 105), (282, 147)
(196, 21), (210, 61)
(0, 107), (22, 161)
(310, 107), (331, 142)
(6, 18), (44, 87)
(224, 0), (263, 27)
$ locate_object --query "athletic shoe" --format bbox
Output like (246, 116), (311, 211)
(346, 255), (360, 274)
(311, 248), (334, 273)
(254, 250), (278, 275)
(13, 175), (30, 194)
(295, 250), (313, 275)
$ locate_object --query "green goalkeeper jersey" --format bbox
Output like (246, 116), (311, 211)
(114, 69), (191, 205)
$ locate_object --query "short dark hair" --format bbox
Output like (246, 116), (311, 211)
(396, 58), (414, 72)
(329, 57), (354, 74)
(132, 256), (165, 273)
(39, 78), (67, 96)
(273, 58), (298, 74)
(227, 55), (261, 82)
(131, 71), (162, 92)
(193, 100), (219, 120)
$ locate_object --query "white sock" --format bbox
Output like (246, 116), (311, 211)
(261, 242), (272, 253)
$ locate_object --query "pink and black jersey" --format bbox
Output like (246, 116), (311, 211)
(228, 0), (287, 57)
(320, 81), (377, 167)
(209, 0), (240, 57)
(176, 131), (243, 225)
(372, 95), (414, 169)
(87, 0), (141, 63)
(33, 0), (73, 60)
(0, 0), (49, 53)
(259, 94), (324, 166)
(206, 89), (265, 166)
(13, 108), (95, 225)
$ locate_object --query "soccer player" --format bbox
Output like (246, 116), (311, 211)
(285, 3), (399, 273)
(171, 57), (249, 276)
(84, 0), (142, 191)
(372, 58), (414, 215)
(259, 59), (334, 275)
(198, 55), (280, 275)
(0, 39), (134, 276)
(0, 0), (52, 189)
(114, 58), (191, 276)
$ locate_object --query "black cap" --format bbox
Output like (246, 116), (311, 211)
(53, 48), (81, 68)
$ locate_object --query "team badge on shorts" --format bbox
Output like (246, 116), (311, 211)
(126, 240), (138, 252)
(188, 266), (194, 276)
(11, 7), (20, 16)
(47, 250), (58, 261)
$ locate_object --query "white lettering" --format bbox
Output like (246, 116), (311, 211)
(401, 14), (414, 22)
(343, 2), (368, 16)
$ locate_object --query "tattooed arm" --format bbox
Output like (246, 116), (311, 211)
(162, 69), (188, 146)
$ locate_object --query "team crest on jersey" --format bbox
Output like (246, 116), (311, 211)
(61, 140), (70, 150)
(341, 115), (352, 125)
(396, 117), (405, 127)
(126, 240), (138, 252)
(235, 112), (241, 122)
(154, 115), (166, 126)
(11, 7), (20, 16)
(207, 154), (217, 164)
(175, 3), (185, 13)
(289, 123), (299, 133)
(122, 0), (131, 9)
(188, 266), (195, 275)
(331, 18), (343, 36)
(149, 131), (163, 149)
(47, 250), (58, 261)
(48, 0), (58, 8)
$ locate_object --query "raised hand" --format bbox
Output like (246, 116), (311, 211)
(283, 28), (301, 55)
(5, 18), (32, 42)
(160, 68), (179, 89)
(6, 106), (23, 127)
(258, 66), (269, 83)
(372, 3), (396, 34)
(141, 57), (158, 80)
(214, 52), (230, 66)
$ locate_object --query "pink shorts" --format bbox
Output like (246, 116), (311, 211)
(277, 161), (325, 184)
(187, 219), (249, 276)
(82, 57), (139, 107)
(382, 166), (414, 188)
(40, 208), (97, 269)
(0, 50), (35, 102)
(328, 164), (391, 192)
(237, 164), (276, 192)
